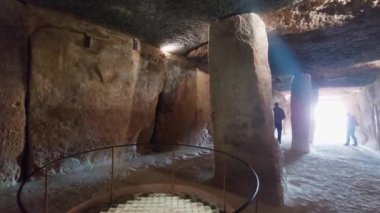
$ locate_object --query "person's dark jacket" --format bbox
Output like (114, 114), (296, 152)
(273, 107), (285, 124)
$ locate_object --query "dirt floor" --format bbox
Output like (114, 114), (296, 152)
(1, 138), (380, 213)
(279, 136), (380, 213)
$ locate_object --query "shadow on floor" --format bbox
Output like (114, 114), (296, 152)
(282, 149), (307, 165)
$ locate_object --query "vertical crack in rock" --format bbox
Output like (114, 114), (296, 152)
(18, 37), (32, 181)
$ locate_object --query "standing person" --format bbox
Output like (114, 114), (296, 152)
(345, 113), (359, 146)
(273, 103), (286, 144)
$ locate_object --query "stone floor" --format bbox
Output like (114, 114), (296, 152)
(278, 137), (380, 213)
(1, 138), (380, 213)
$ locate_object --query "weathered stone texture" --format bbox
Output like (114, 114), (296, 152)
(154, 55), (212, 147)
(0, 0), (27, 187)
(345, 78), (380, 151)
(209, 13), (284, 205)
(26, 1), (380, 89)
(186, 45), (209, 72)
(264, 0), (379, 34)
(28, 27), (164, 169)
(128, 44), (166, 147)
(291, 74), (312, 153)
(310, 85), (319, 144)
(25, 0), (290, 54)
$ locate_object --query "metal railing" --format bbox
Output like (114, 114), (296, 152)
(17, 143), (259, 213)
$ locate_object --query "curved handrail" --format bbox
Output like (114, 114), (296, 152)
(17, 143), (259, 213)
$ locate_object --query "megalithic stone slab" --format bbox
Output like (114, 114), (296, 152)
(310, 85), (319, 144)
(0, 0), (26, 187)
(209, 13), (284, 205)
(291, 73), (312, 153)
(28, 28), (141, 169)
(127, 43), (166, 151)
(153, 55), (211, 147)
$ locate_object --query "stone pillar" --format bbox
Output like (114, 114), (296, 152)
(209, 13), (284, 205)
(291, 73), (312, 152)
(310, 83), (319, 144)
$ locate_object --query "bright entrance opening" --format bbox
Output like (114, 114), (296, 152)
(314, 98), (347, 144)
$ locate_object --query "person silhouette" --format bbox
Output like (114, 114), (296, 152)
(273, 103), (286, 144)
(345, 112), (359, 146)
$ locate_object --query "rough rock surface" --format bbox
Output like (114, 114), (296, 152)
(25, 0), (291, 54)
(0, 0), (27, 187)
(267, 0), (380, 87)
(28, 27), (137, 167)
(22, 0), (380, 88)
(264, 0), (379, 34)
(154, 55), (212, 147)
(0, 3), (218, 186)
(187, 2), (380, 89)
(345, 78), (380, 151)
(127, 44), (165, 148)
(291, 74), (312, 153)
(186, 45), (209, 72)
(209, 13), (284, 205)
(28, 27), (164, 170)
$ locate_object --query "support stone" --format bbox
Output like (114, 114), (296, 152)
(0, 0), (26, 187)
(310, 83), (319, 144)
(209, 13), (284, 205)
(291, 73), (312, 153)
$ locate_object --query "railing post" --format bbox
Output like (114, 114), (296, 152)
(171, 148), (175, 193)
(223, 155), (226, 212)
(256, 198), (258, 213)
(110, 147), (114, 206)
(44, 166), (48, 213)
(16, 144), (259, 213)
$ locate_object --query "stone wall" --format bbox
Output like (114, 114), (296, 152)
(30, 28), (135, 167)
(345, 78), (380, 151)
(0, 4), (211, 186)
(0, 0), (27, 187)
(0, 4), (167, 181)
(153, 55), (212, 147)
(26, 8), (166, 170)
(128, 44), (166, 148)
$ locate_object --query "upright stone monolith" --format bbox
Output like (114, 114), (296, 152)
(0, 0), (26, 187)
(291, 74), (312, 152)
(310, 84), (319, 144)
(209, 13), (284, 205)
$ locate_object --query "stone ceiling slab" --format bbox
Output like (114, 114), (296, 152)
(24, 0), (292, 54)
(22, 0), (380, 88)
